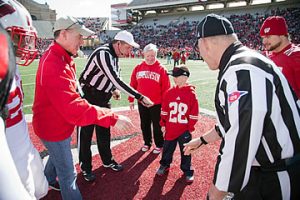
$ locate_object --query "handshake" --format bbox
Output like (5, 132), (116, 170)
(138, 95), (154, 107)
(129, 95), (154, 110)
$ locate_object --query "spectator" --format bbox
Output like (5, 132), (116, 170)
(172, 50), (180, 67)
(156, 65), (198, 183)
(32, 16), (133, 200)
(129, 43), (171, 154)
(166, 50), (172, 65)
(184, 14), (300, 199)
(78, 30), (153, 182)
(260, 16), (300, 98)
(180, 50), (187, 64)
(0, 1), (49, 199)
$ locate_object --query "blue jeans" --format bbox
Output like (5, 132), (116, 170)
(42, 137), (82, 200)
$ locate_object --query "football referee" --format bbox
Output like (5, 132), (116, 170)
(77, 30), (153, 182)
(184, 14), (300, 200)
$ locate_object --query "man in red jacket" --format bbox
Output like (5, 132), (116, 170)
(32, 16), (133, 200)
(260, 16), (300, 98)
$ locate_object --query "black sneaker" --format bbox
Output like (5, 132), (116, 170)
(103, 161), (123, 172)
(49, 181), (61, 191)
(82, 171), (96, 182)
(156, 165), (170, 176)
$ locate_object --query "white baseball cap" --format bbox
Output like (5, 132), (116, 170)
(114, 30), (140, 48)
(53, 16), (95, 37)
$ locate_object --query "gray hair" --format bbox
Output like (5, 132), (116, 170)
(143, 43), (158, 53)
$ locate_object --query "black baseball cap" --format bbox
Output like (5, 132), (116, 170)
(196, 14), (234, 39)
(195, 14), (235, 49)
(168, 66), (190, 77)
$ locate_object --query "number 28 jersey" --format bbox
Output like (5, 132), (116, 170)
(160, 84), (199, 140)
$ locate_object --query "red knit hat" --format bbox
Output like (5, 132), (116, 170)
(260, 16), (288, 36)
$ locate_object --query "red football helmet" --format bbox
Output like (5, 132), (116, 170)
(0, 0), (38, 66)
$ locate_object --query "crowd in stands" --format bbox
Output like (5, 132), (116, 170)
(36, 38), (53, 58)
(78, 17), (108, 36)
(36, 8), (300, 59)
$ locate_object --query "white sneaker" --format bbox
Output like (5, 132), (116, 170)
(141, 145), (150, 152)
(152, 147), (161, 154)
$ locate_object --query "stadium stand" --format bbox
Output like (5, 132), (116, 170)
(19, 0), (299, 59)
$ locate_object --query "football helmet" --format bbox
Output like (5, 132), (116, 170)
(0, 0), (38, 66)
(0, 24), (15, 117)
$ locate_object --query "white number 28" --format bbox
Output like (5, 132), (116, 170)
(169, 102), (188, 124)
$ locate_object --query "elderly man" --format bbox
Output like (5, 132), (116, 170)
(184, 14), (300, 200)
(32, 16), (134, 200)
(77, 30), (153, 182)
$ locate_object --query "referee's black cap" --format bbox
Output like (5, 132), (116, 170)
(196, 14), (235, 39)
(194, 14), (235, 49)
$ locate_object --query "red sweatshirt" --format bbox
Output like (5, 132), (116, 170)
(160, 84), (199, 140)
(32, 42), (118, 142)
(266, 43), (300, 98)
(128, 60), (170, 104)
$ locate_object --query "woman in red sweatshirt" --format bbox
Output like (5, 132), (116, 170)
(129, 43), (171, 154)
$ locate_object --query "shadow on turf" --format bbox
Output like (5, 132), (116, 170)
(42, 149), (161, 200)
(144, 172), (190, 200)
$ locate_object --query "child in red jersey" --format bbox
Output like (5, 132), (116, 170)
(157, 65), (199, 182)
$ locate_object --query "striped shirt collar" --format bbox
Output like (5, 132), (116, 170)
(218, 41), (243, 80)
(108, 43), (117, 58)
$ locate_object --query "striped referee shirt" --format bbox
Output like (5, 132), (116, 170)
(213, 42), (300, 193)
(79, 43), (142, 99)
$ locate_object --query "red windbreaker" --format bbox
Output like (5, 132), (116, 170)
(266, 43), (300, 98)
(128, 60), (170, 104)
(32, 42), (118, 142)
(160, 84), (199, 140)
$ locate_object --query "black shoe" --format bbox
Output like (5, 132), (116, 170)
(49, 181), (61, 191)
(103, 161), (123, 172)
(82, 171), (96, 182)
(156, 165), (170, 176)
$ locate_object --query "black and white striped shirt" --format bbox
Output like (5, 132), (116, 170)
(79, 43), (142, 99)
(214, 42), (300, 193)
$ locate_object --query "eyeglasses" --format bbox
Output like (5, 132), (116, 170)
(65, 18), (84, 30)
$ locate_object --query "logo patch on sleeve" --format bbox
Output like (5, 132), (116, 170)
(228, 91), (248, 105)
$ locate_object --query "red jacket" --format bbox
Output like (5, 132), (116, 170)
(266, 43), (300, 98)
(160, 84), (199, 140)
(32, 42), (118, 142)
(128, 60), (170, 105)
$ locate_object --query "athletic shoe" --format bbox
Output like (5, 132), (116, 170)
(82, 171), (96, 182)
(185, 175), (194, 183)
(103, 160), (123, 172)
(156, 165), (169, 176)
(49, 181), (61, 191)
(152, 147), (162, 154)
(141, 145), (150, 152)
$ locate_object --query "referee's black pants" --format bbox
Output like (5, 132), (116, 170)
(234, 159), (300, 200)
(77, 86), (114, 173)
(138, 103), (164, 148)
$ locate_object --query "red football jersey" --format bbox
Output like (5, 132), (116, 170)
(266, 43), (300, 98)
(160, 84), (199, 140)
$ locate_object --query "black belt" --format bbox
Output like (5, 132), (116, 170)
(253, 154), (300, 172)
